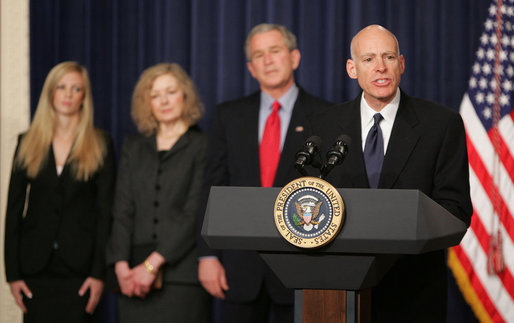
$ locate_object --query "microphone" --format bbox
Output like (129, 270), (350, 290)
(321, 134), (351, 179)
(295, 136), (322, 176)
(326, 134), (351, 166)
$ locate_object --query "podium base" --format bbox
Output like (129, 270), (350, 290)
(295, 289), (371, 323)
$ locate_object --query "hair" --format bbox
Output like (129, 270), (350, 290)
(350, 25), (401, 60)
(244, 23), (298, 61)
(131, 63), (204, 136)
(15, 61), (106, 181)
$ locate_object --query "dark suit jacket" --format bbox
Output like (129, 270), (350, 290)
(107, 126), (207, 284)
(4, 131), (115, 282)
(198, 87), (333, 303)
(309, 90), (472, 322)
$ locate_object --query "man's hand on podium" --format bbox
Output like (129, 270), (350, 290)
(198, 257), (229, 299)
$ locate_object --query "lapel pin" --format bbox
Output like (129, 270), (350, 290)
(295, 126), (304, 132)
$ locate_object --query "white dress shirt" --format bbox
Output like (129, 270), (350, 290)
(360, 88), (401, 155)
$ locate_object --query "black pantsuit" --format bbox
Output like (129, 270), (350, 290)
(4, 131), (116, 322)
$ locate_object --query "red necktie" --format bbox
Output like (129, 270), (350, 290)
(260, 101), (281, 187)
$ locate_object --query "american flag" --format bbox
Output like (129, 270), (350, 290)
(448, 0), (514, 322)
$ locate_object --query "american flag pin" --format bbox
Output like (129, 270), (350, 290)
(295, 126), (304, 132)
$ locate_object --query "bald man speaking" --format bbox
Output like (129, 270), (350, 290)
(310, 25), (472, 322)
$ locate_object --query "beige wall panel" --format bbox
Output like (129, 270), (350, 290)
(0, 1), (30, 322)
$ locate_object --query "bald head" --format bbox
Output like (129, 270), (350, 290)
(350, 25), (400, 60)
(346, 24), (405, 111)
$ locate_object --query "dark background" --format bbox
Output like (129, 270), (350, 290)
(30, 1), (489, 322)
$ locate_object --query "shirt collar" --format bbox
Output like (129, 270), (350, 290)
(360, 88), (401, 124)
(260, 83), (299, 113)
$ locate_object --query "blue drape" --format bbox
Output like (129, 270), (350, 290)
(30, 1), (489, 322)
(30, 0), (490, 146)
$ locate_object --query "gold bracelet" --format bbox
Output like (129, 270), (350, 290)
(144, 260), (157, 275)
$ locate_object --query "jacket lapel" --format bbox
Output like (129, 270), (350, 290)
(379, 91), (421, 188)
(158, 129), (192, 161)
(339, 95), (369, 188)
(48, 144), (68, 183)
(274, 88), (311, 186)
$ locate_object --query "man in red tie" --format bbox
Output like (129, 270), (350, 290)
(197, 23), (333, 322)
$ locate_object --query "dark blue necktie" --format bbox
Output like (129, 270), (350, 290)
(364, 113), (384, 188)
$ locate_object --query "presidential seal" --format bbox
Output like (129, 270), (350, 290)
(274, 177), (345, 248)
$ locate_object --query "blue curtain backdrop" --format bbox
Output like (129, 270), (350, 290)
(29, 1), (489, 322)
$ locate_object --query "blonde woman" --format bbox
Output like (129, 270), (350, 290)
(107, 63), (209, 322)
(4, 61), (116, 322)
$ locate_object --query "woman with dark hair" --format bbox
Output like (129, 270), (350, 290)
(4, 61), (116, 322)
(107, 63), (209, 322)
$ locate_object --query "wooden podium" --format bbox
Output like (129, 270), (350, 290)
(201, 186), (467, 322)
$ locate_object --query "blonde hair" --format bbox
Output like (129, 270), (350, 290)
(131, 63), (203, 136)
(15, 61), (106, 181)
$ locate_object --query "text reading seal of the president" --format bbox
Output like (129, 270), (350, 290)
(274, 176), (345, 248)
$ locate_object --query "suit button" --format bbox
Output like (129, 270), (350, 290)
(52, 241), (59, 249)
(154, 201), (159, 207)
(155, 184), (161, 190)
(157, 168), (162, 175)
(153, 218), (159, 224)
(152, 234), (157, 240)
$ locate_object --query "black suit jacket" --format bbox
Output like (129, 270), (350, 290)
(310, 91), (472, 322)
(107, 126), (207, 284)
(198, 87), (333, 303)
(4, 131), (115, 282)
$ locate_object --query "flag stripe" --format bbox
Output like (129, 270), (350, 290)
(449, 247), (494, 323)
(461, 229), (514, 322)
(469, 169), (514, 273)
(499, 111), (514, 158)
(470, 209), (490, 254)
(460, 128), (514, 322)
(461, 96), (514, 212)
(489, 128), (514, 184)
(467, 134), (514, 242)
(453, 244), (501, 322)
(459, 228), (514, 322)
(468, 171), (514, 303)
(469, 206), (514, 302)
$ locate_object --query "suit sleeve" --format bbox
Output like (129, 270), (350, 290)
(89, 133), (116, 279)
(4, 135), (29, 282)
(156, 136), (207, 265)
(432, 112), (473, 227)
(106, 137), (135, 265)
(197, 106), (230, 258)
